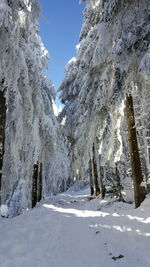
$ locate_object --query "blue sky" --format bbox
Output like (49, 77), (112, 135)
(39, 0), (85, 105)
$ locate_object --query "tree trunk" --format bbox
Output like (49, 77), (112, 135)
(37, 162), (42, 203)
(99, 165), (106, 199)
(89, 159), (94, 196)
(125, 94), (146, 208)
(0, 91), (6, 204)
(115, 163), (123, 201)
(32, 163), (38, 208)
(92, 143), (100, 196)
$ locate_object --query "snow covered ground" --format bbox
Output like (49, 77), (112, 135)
(0, 188), (150, 267)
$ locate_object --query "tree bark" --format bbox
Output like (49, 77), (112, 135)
(125, 94), (146, 208)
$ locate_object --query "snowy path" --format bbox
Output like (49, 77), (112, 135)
(0, 189), (150, 267)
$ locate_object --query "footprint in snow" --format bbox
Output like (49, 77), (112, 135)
(112, 254), (124, 261)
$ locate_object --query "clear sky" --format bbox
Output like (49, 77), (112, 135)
(39, 0), (85, 105)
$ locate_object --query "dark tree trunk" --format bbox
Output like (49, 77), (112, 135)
(0, 91), (6, 203)
(32, 163), (38, 208)
(99, 165), (106, 199)
(89, 159), (94, 196)
(115, 163), (123, 201)
(92, 143), (100, 196)
(37, 162), (42, 203)
(125, 94), (146, 208)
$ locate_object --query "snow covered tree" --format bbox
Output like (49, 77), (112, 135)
(59, 0), (150, 206)
(0, 0), (70, 217)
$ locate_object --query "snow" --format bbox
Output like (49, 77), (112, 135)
(52, 100), (62, 117)
(0, 188), (150, 267)
(0, 205), (8, 217)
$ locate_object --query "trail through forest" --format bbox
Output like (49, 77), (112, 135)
(0, 188), (150, 267)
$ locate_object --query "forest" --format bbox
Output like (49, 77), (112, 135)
(0, 0), (150, 266)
